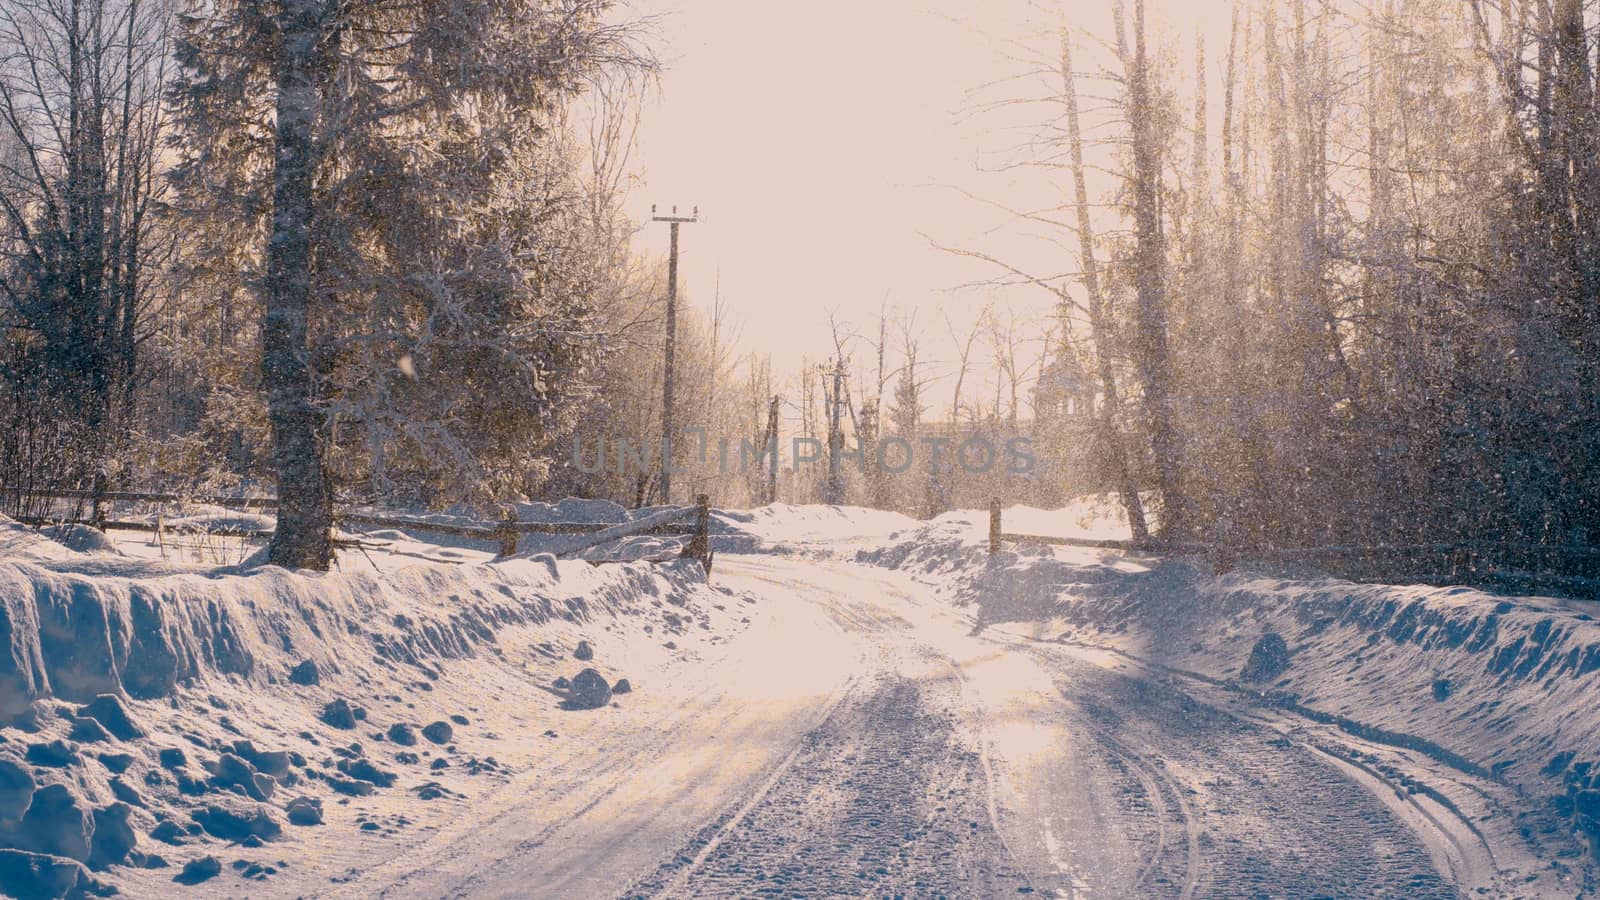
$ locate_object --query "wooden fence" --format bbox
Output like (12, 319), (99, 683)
(985, 498), (1600, 598)
(9, 488), (714, 572)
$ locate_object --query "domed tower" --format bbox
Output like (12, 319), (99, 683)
(1033, 349), (1095, 425)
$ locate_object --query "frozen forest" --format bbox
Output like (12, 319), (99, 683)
(4, 0), (1600, 583)
(3, 0), (1600, 897)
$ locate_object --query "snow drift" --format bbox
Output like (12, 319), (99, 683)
(0, 516), (705, 715)
(0, 512), (734, 896)
(711, 504), (917, 556)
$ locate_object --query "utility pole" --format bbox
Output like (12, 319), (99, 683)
(766, 394), (780, 505)
(652, 204), (697, 505)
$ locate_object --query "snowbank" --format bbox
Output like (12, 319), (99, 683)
(0, 519), (77, 563)
(38, 525), (123, 556)
(517, 497), (628, 524)
(999, 492), (1158, 542)
(856, 511), (1600, 857)
(711, 504), (917, 556)
(0, 529), (717, 710)
(0, 513), (736, 896)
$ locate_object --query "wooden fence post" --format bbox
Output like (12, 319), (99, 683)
(496, 509), (519, 558)
(682, 494), (712, 574)
(989, 498), (1001, 555)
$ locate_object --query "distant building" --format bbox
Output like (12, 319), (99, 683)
(1034, 352), (1097, 425)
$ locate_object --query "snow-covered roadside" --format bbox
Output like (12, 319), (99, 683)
(855, 508), (1600, 870)
(0, 513), (749, 898)
(710, 504), (917, 558)
(84, 495), (917, 572)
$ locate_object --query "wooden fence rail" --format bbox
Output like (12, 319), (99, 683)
(4, 489), (283, 509)
(985, 497), (1600, 597)
(11, 489), (715, 571)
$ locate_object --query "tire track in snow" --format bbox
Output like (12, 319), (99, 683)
(1041, 657), (1458, 899)
(1003, 627), (1511, 895)
(622, 673), (860, 900)
(327, 571), (866, 900)
(629, 557), (1466, 899)
(1077, 716), (1201, 898)
(637, 561), (1041, 895)
(625, 674), (1031, 899)
(798, 558), (1463, 898)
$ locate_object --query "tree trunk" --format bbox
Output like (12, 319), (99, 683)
(1061, 27), (1149, 542)
(262, 0), (332, 570)
(1125, 0), (1186, 537)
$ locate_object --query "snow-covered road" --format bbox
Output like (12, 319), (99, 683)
(309, 552), (1529, 899)
(674, 556), (1472, 899)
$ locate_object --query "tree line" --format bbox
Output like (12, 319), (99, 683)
(0, 0), (687, 568)
(10, 0), (1599, 573)
(0, 0), (1074, 563)
(950, 0), (1600, 569)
